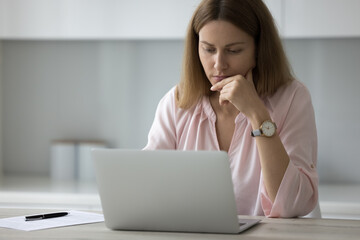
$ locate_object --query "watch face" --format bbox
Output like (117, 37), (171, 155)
(262, 121), (276, 137)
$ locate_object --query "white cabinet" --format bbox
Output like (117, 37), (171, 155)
(265, 0), (360, 38)
(0, 0), (281, 40)
(0, 42), (2, 176)
(283, 0), (360, 38)
(263, 0), (283, 34)
(0, 0), (201, 39)
(1, 0), (359, 40)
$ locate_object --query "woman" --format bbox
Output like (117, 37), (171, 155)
(144, 0), (318, 218)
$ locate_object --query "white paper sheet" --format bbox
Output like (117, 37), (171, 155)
(0, 210), (104, 231)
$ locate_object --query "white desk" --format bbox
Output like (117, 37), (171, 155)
(2, 175), (360, 219)
(1, 208), (360, 240)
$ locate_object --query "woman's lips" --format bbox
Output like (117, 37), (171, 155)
(212, 76), (229, 82)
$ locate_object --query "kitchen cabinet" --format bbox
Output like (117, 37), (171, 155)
(0, 42), (2, 177)
(283, 0), (360, 38)
(0, 0), (201, 39)
(0, 0), (281, 40)
(1, 0), (359, 39)
(263, 0), (283, 34)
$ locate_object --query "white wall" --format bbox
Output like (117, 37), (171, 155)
(1, 40), (181, 175)
(1, 39), (360, 184)
(0, 41), (3, 177)
(283, 38), (360, 183)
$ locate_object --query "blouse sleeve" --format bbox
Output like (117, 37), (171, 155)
(261, 82), (319, 218)
(143, 87), (177, 150)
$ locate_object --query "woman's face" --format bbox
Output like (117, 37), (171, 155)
(198, 20), (256, 86)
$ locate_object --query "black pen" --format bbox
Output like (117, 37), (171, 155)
(25, 212), (69, 221)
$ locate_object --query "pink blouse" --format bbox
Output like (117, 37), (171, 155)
(144, 80), (318, 218)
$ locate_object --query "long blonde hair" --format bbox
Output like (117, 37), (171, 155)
(177, 0), (294, 109)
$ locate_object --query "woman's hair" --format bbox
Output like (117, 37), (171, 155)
(176, 0), (294, 109)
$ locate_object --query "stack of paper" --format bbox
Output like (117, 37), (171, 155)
(0, 210), (104, 231)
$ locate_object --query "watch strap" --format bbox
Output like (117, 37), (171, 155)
(251, 129), (262, 137)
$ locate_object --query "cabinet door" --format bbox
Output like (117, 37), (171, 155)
(283, 0), (360, 38)
(0, 0), (201, 39)
(263, 0), (283, 35)
(0, 0), (64, 39)
(0, 43), (2, 176)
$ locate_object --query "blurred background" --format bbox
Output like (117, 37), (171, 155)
(0, 0), (359, 219)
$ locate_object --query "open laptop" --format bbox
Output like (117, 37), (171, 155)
(92, 149), (260, 234)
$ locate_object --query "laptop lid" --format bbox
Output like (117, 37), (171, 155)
(93, 149), (259, 234)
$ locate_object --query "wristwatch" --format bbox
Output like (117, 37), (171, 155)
(251, 120), (277, 137)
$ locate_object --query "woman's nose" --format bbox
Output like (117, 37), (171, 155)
(214, 52), (228, 71)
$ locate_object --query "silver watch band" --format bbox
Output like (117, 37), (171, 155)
(251, 129), (262, 137)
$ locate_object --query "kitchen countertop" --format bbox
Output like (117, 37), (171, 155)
(1, 208), (360, 240)
(0, 175), (360, 219)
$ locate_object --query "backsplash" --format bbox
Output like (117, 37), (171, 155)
(1, 38), (360, 183)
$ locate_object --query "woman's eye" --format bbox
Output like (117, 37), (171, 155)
(203, 47), (216, 53)
(228, 49), (242, 54)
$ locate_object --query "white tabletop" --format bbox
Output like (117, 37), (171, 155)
(1, 175), (360, 219)
(1, 208), (360, 240)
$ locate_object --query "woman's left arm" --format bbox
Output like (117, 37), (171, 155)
(211, 72), (318, 217)
(258, 84), (318, 217)
(249, 82), (319, 217)
(250, 118), (290, 203)
(211, 71), (290, 202)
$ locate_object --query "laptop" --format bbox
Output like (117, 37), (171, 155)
(92, 149), (260, 234)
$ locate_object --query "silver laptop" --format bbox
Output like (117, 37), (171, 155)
(92, 149), (260, 234)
